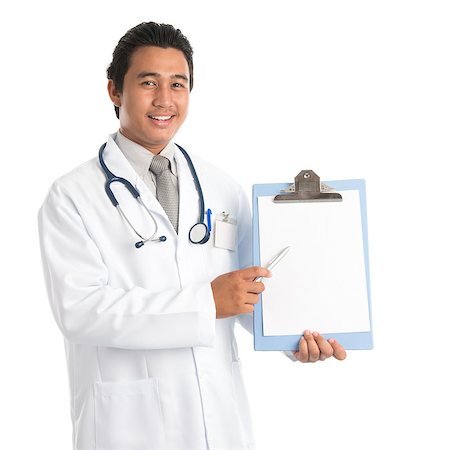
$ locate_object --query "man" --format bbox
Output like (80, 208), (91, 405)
(38, 21), (345, 450)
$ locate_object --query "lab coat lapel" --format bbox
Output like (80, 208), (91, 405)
(101, 135), (140, 189)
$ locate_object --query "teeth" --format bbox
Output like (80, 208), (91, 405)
(150, 115), (172, 121)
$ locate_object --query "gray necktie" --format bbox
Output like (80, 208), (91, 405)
(149, 155), (179, 233)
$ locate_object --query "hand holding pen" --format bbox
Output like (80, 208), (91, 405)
(210, 247), (290, 319)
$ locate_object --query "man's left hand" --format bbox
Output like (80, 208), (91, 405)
(293, 330), (347, 363)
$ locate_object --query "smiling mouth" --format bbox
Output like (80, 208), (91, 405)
(148, 115), (174, 121)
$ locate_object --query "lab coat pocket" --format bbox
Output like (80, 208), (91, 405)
(94, 378), (166, 450)
(203, 245), (239, 278)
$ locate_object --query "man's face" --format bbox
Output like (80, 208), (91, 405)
(108, 46), (190, 154)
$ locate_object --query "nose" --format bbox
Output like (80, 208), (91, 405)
(153, 84), (173, 109)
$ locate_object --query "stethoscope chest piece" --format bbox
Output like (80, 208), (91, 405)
(189, 222), (210, 244)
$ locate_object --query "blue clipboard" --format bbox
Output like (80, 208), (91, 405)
(252, 178), (373, 351)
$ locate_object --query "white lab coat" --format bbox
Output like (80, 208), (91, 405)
(38, 134), (255, 450)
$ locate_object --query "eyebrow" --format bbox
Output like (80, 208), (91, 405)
(137, 71), (189, 82)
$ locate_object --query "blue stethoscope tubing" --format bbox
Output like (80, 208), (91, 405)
(98, 142), (210, 248)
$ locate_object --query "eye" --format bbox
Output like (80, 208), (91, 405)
(173, 82), (185, 88)
(142, 80), (156, 86)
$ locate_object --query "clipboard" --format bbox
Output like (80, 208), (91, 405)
(252, 170), (373, 351)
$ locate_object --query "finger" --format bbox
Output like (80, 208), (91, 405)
(244, 280), (266, 294)
(244, 293), (260, 305)
(240, 266), (272, 281)
(293, 336), (309, 363)
(312, 332), (334, 358)
(329, 339), (347, 360)
(240, 304), (254, 314)
(303, 330), (320, 362)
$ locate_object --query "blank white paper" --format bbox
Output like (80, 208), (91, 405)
(258, 190), (370, 336)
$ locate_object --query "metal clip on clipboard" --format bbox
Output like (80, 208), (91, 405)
(274, 170), (343, 203)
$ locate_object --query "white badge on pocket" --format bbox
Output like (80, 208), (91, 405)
(214, 212), (237, 251)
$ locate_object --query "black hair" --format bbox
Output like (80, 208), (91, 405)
(107, 21), (194, 119)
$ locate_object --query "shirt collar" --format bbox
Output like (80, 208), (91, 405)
(115, 130), (178, 179)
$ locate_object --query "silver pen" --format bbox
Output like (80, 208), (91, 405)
(255, 246), (291, 282)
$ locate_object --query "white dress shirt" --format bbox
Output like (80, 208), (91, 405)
(115, 130), (178, 197)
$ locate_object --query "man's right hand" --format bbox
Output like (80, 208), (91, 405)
(211, 267), (271, 319)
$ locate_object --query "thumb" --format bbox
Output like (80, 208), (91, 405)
(240, 266), (272, 281)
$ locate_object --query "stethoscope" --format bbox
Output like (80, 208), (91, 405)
(98, 142), (211, 248)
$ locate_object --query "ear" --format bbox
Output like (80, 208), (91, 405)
(107, 79), (121, 107)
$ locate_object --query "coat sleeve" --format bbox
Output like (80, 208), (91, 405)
(38, 182), (216, 350)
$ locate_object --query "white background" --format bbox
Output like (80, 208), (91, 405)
(1, 1), (450, 449)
